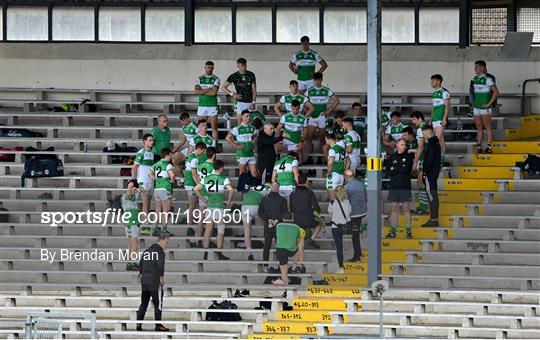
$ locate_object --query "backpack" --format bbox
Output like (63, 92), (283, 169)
(25, 146), (57, 161)
(0, 128), (43, 138)
(0, 146), (23, 162)
(205, 300), (242, 322)
(107, 194), (123, 212)
(517, 154), (540, 175)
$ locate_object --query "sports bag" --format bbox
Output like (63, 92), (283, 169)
(21, 158), (64, 187)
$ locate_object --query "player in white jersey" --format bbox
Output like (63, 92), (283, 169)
(131, 134), (155, 235)
(342, 118), (362, 174)
(288, 36), (328, 94)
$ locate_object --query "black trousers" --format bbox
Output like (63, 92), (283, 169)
(423, 173), (439, 221)
(263, 225), (276, 262)
(137, 285), (163, 324)
(258, 158), (275, 184)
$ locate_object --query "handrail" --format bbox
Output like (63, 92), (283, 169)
(521, 78), (540, 115)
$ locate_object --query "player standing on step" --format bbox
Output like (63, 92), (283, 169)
(276, 100), (308, 163)
(122, 179), (141, 271)
(226, 110), (258, 178)
(195, 147), (216, 241)
(272, 151), (299, 204)
(241, 183), (271, 261)
(288, 36), (328, 95)
(149, 148), (175, 237)
(194, 61), (220, 141)
(274, 80), (314, 118)
(273, 212), (305, 287)
(136, 235), (169, 332)
(195, 160), (234, 261)
(410, 111), (429, 215)
(420, 125), (442, 228)
(343, 118), (362, 175)
(188, 119), (216, 153)
(470, 60), (499, 154)
(221, 58), (257, 124)
(151, 115), (172, 162)
(325, 134), (346, 201)
(172, 112), (199, 176)
(132, 134), (155, 236)
(183, 142), (207, 227)
(431, 74), (450, 164)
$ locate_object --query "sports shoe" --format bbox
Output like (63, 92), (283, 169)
(484, 146), (493, 154)
(155, 324), (169, 332)
(411, 208), (429, 215)
(216, 252), (230, 261)
(307, 239), (321, 249)
(136, 324), (143, 331)
(406, 231), (413, 239)
(421, 220), (439, 228)
(475, 144), (483, 154)
(151, 228), (162, 237)
(347, 257), (361, 263)
(161, 229), (175, 237)
(272, 279), (286, 286)
(386, 231), (396, 238)
(248, 254), (254, 261)
(335, 267), (345, 274)
(140, 226), (151, 236)
(296, 265), (306, 273)
(125, 263), (133, 271)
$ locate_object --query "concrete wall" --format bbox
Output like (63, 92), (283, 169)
(1, 44), (539, 112)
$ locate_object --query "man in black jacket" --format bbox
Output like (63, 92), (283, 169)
(136, 235), (169, 332)
(420, 125), (441, 228)
(290, 172), (323, 249)
(257, 124), (284, 183)
(258, 183), (288, 266)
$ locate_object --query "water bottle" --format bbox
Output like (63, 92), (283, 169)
(83, 143), (88, 152)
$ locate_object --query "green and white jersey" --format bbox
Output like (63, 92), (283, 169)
(197, 160), (214, 183)
(151, 160), (174, 194)
(189, 133), (216, 148)
(407, 137), (418, 151)
(432, 87), (450, 121)
(353, 115), (367, 135)
(381, 110), (391, 127)
(184, 153), (207, 187)
(273, 155), (298, 187)
(328, 144), (346, 175)
(344, 130), (361, 158)
(279, 93), (307, 113)
(182, 122), (199, 141)
(290, 49), (323, 81)
(121, 192), (140, 212)
(203, 173), (231, 209)
(231, 123), (257, 157)
(242, 184), (270, 206)
(151, 126), (172, 155)
(472, 74), (495, 109)
(416, 121), (427, 141)
(196, 74), (220, 107)
(386, 122), (406, 141)
(134, 147), (155, 183)
(306, 86), (334, 118)
(280, 113), (307, 144)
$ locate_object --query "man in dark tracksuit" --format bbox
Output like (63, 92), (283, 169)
(136, 235), (169, 332)
(290, 172), (323, 249)
(258, 183), (288, 266)
(420, 125), (441, 228)
(257, 124), (283, 184)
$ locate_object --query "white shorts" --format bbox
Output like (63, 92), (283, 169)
(279, 185), (295, 197)
(125, 225), (140, 238)
(473, 108), (492, 116)
(326, 173), (344, 190)
(432, 120), (443, 128)
(283, 139), (299, 152)
(349, 157), (361, 172)
(241, 205), (258, 223)
(308, 115), (326, 129)
(298, 79), (314, 91)
(154, 189), (172, 202)
(138, 181), (154, 196)
(235, 102), (252, 115)
(197, 106), (218, 117)
(237, 156), (256, 165)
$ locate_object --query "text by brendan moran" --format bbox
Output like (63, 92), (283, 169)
(40, 249), (157, 264)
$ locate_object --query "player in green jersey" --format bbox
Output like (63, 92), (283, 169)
(122, 179), (140, 271)
(326, 134), (346, 201)
(225, 110), (258, 177)
(342, 118), (362, 174)
(272, 151), (300, 200)
(352, 102), (367, 140)
(195, 147), (217, 237)
(470, 60), (499, 154)
(410, 111), (429, 215)
(288, 36), (328, 94)
(184, 142), (208, 227)
(131, 134), (155, 236)
(402, 126), (418, 151)
(431, 74), (450, 160)
(305, 72), (340, 165)
(241, 183), (271, 261)
(274, 80), (314, 117)
(194, 160), (234, 261)
(188, 120), (216, 153)
(273, 212), (305, 286)
(172, 112), (199, 176)
(383, 111), (406, 155)
(221, 58), (258, 124)
(194, 61), (220, 141)
(276, 100), (308, 164)
(149, 148), (175, 237)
